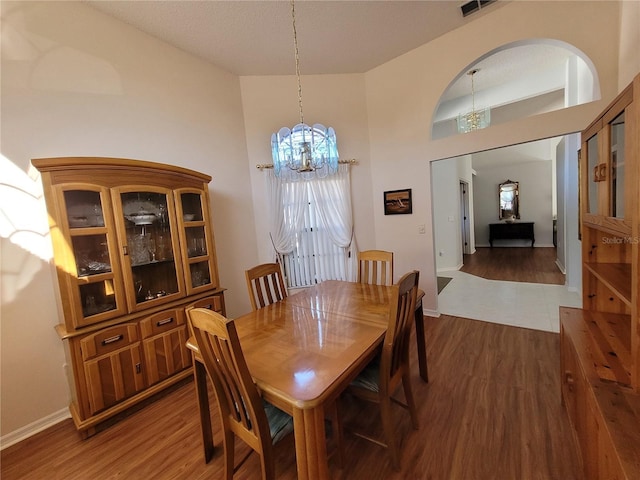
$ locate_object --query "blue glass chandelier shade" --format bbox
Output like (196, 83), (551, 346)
(271, 123), (339, 177)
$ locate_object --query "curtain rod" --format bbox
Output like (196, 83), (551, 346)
(256, 159), (357, 170)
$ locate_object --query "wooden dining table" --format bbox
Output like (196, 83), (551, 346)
(186, 280), (429, 480)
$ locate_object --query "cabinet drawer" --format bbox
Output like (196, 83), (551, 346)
(140, 309), (184, 338)
(80, 323), (139, 361)
(188, 294), (224, 313)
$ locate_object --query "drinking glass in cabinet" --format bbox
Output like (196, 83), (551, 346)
(187, 226), (207, 257)
(80, 280), (117, 317)
(190, 262), (211, 288)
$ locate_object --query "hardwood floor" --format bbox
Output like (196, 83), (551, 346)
(1, 315), (581, 479)
(460, 247), (565, 285)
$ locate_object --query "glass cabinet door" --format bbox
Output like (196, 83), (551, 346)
(176, 190), (218, 294)
(610, 111), (625, 218)
(59, 187), (126, 328)
(114, 188), (185, 311)
(586, 133), (600, 215)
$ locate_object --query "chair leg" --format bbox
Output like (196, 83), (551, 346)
(402, 373), (419, 430)
(414, 301), (429, 383)
(223, 431), (235, 480)
(260, 450), (275, 480)
(379, 395), (400, 470)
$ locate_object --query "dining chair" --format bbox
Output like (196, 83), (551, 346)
(357, 250), (394, 286)
(245, 262), (288, 311)
(188, 307), (294, 480)
(185, 295), (228, 462)
(346, 270), (420, 470)
(358, 250), (428, 382)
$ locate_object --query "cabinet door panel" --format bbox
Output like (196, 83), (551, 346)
(142, 325), (191, 386)
(112, 187), (186, 311)
(53, 185), (127, 328)
(84, 343), (145, 415)
(174, 188), (220, 295)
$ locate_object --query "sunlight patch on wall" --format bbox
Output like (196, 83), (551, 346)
(0, 155), (52, 262)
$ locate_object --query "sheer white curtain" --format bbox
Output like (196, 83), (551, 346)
(266, 170), (307, 254)
(267, 165), (357, 286)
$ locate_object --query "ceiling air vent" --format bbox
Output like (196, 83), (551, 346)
(460, 0), (496, 17)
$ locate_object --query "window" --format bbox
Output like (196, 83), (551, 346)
(280, 184), (349, 288)
(267, 165), (355, 288)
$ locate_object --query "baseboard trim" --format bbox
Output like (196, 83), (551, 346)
(424, 308), (440, 318)
(436, 263), (463, 273)
(555, 258), (566, 274)
(0, 407), (71, 450)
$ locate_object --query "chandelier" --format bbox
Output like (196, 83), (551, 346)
(457, 68), (491, 133)
(270, 0), (339, 177)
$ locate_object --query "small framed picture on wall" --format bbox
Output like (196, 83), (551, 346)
(384, 188), (412, 215)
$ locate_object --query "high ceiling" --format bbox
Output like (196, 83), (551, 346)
(85, 0), (507, 76)
(84, 0), (579, 130)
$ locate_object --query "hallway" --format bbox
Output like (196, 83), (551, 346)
(437, 248), (581, 332)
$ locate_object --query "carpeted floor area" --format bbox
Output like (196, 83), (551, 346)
(437, 276), (452, 294)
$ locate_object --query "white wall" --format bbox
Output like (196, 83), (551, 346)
(473, 162), (554, 247)
(556, 138), (568, 272)
(431, 159), (462, 271)
(364, 0), (621, 314)
(563, 133), (582, 294)
(1, 1), (255, 441)
(618, 0), (640, 90)
(431, 154), (475, 272)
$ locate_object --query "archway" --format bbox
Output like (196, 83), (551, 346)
(431, 39), (600, 140)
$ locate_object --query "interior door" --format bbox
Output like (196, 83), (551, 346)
(459, 181), (471, 256)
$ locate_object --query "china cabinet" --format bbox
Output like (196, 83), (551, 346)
(34, 157), (225, 437)
(560, 73), (640, 478)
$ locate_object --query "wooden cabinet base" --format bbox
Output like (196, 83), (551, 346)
(69, 370), (193, 438)
(560, 307), (640, 479)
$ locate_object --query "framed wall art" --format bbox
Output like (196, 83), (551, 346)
(384, 188), (412, 215)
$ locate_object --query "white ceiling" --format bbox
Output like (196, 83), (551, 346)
(84, 1), (579, 125)
(85, 0), (507, 76)
(471, 137), (559, 170)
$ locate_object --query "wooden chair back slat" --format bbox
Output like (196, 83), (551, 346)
(357, 250), (394, 286)
(245, 263), (288, 311)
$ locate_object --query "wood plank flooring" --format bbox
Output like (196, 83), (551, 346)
(461, 247), (565, 285)
(1, 315), (581, 479)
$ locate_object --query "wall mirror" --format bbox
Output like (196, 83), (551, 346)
(499, 180), (520, 221)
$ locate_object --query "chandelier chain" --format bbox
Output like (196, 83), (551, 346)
(470, 70), (476, 114)
(291, 0), (304, 125)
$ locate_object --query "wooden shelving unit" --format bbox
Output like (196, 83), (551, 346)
(559, 73), (640, 479)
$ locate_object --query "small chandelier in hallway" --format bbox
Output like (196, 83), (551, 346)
(457, 68), (491, 133)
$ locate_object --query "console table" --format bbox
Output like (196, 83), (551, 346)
(489, 222), (535, 247)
